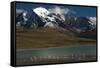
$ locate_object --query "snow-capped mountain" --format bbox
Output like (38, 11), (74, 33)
(33, 7), (61, 28)
(87, 17), (96, 29)
(88, 17), (96, 26)
(16, 7), (96, 33)
(16, 9), (28, 27)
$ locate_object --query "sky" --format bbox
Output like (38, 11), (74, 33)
(16, 2), (97, 17)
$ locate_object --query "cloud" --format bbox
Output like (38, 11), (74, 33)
(48, 6), (69, 15)
(16, 9), (24, 14)
(16, 9), (28, 15)
(48, 6), (74, 21)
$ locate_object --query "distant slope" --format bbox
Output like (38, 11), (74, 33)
(77, 28), (97, 39)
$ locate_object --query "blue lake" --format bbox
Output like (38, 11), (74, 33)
(16, 43), (96, 58)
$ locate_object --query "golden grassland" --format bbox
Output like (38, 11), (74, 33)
(16, 27), (96, 49)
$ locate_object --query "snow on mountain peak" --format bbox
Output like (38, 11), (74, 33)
(33, 7), (50, 18)
(33, 7), (58, 28)
(88, 17), (96, 26)
(23, 12), (27, 17)
(85, 17), (96, 30)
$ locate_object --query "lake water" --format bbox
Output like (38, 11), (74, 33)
(17, 45), (96, 57)
(16, 43), (97, 65)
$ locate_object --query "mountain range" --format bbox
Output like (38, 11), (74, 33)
(16, 7), (97, 39)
